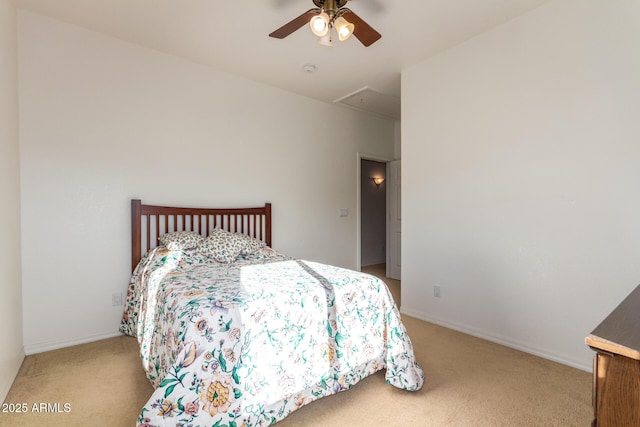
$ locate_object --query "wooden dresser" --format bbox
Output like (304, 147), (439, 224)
(586, 284), (640, 427)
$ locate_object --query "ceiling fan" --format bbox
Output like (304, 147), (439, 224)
(269, 0), (381, 47)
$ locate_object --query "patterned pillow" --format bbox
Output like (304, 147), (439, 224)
(240, 234), (266, 255)
(159, 231), (203, 251)
(197, 229), (246, 263)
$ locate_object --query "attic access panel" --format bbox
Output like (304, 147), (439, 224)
(334, 86), (400, 119)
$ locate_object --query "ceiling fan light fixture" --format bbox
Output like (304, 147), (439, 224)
(334, 16), (354, 41)
(309, 12), (330, 37)
(268, 1), (380, 47)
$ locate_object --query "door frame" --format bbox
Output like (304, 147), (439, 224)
(356, 152), (393, 272)
(386, 159), (401, 280)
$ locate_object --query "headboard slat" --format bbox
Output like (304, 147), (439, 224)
(146, 215), (151, 253)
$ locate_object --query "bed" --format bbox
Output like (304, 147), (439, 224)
(122, 199), (424, 427)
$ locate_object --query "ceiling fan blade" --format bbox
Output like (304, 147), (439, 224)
(342, 9), (381, 47)
(269, 9), (319, 39)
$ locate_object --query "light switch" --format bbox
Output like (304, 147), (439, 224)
(339, 208), (348, 217)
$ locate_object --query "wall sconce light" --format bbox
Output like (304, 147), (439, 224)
(372, 177), (385, 187)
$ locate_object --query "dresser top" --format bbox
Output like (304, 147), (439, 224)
(586, 284), (640, 360)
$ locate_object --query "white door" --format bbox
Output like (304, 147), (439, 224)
(387, 160), (401, 280)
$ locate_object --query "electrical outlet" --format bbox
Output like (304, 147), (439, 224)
(433, 285), (441, 298)
(112, 292), (123, 306)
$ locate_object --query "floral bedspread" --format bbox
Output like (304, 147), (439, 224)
(121, 247), (424, 427)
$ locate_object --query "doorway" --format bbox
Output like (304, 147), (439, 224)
(357, 155), (401, 305)
(360, 159), (387, 269)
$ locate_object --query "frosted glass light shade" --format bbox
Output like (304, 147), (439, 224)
(334, 16), (354, 41)
(318, 33), (333, 47)
(309, 13), (330, 37)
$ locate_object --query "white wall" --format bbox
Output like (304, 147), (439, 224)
(402, 0), (640, 370)
(393, 120), (401, 160)
(18, 11), (395, 354)
(0, 0), (24, 402)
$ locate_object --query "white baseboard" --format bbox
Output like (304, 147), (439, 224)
(24, 331), (124, 356)
(400, 306), (592, 373)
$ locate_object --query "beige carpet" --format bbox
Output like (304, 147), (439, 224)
(2, 264), (593, 426)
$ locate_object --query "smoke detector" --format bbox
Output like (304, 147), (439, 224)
(302, 63), (317, 73)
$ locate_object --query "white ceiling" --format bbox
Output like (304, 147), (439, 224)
(15, 0), (551, 119)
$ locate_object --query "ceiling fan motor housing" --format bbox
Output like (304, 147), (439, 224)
(313, 0), (350, 13)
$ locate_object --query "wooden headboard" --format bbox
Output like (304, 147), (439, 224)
(131, 199), (272, 271)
